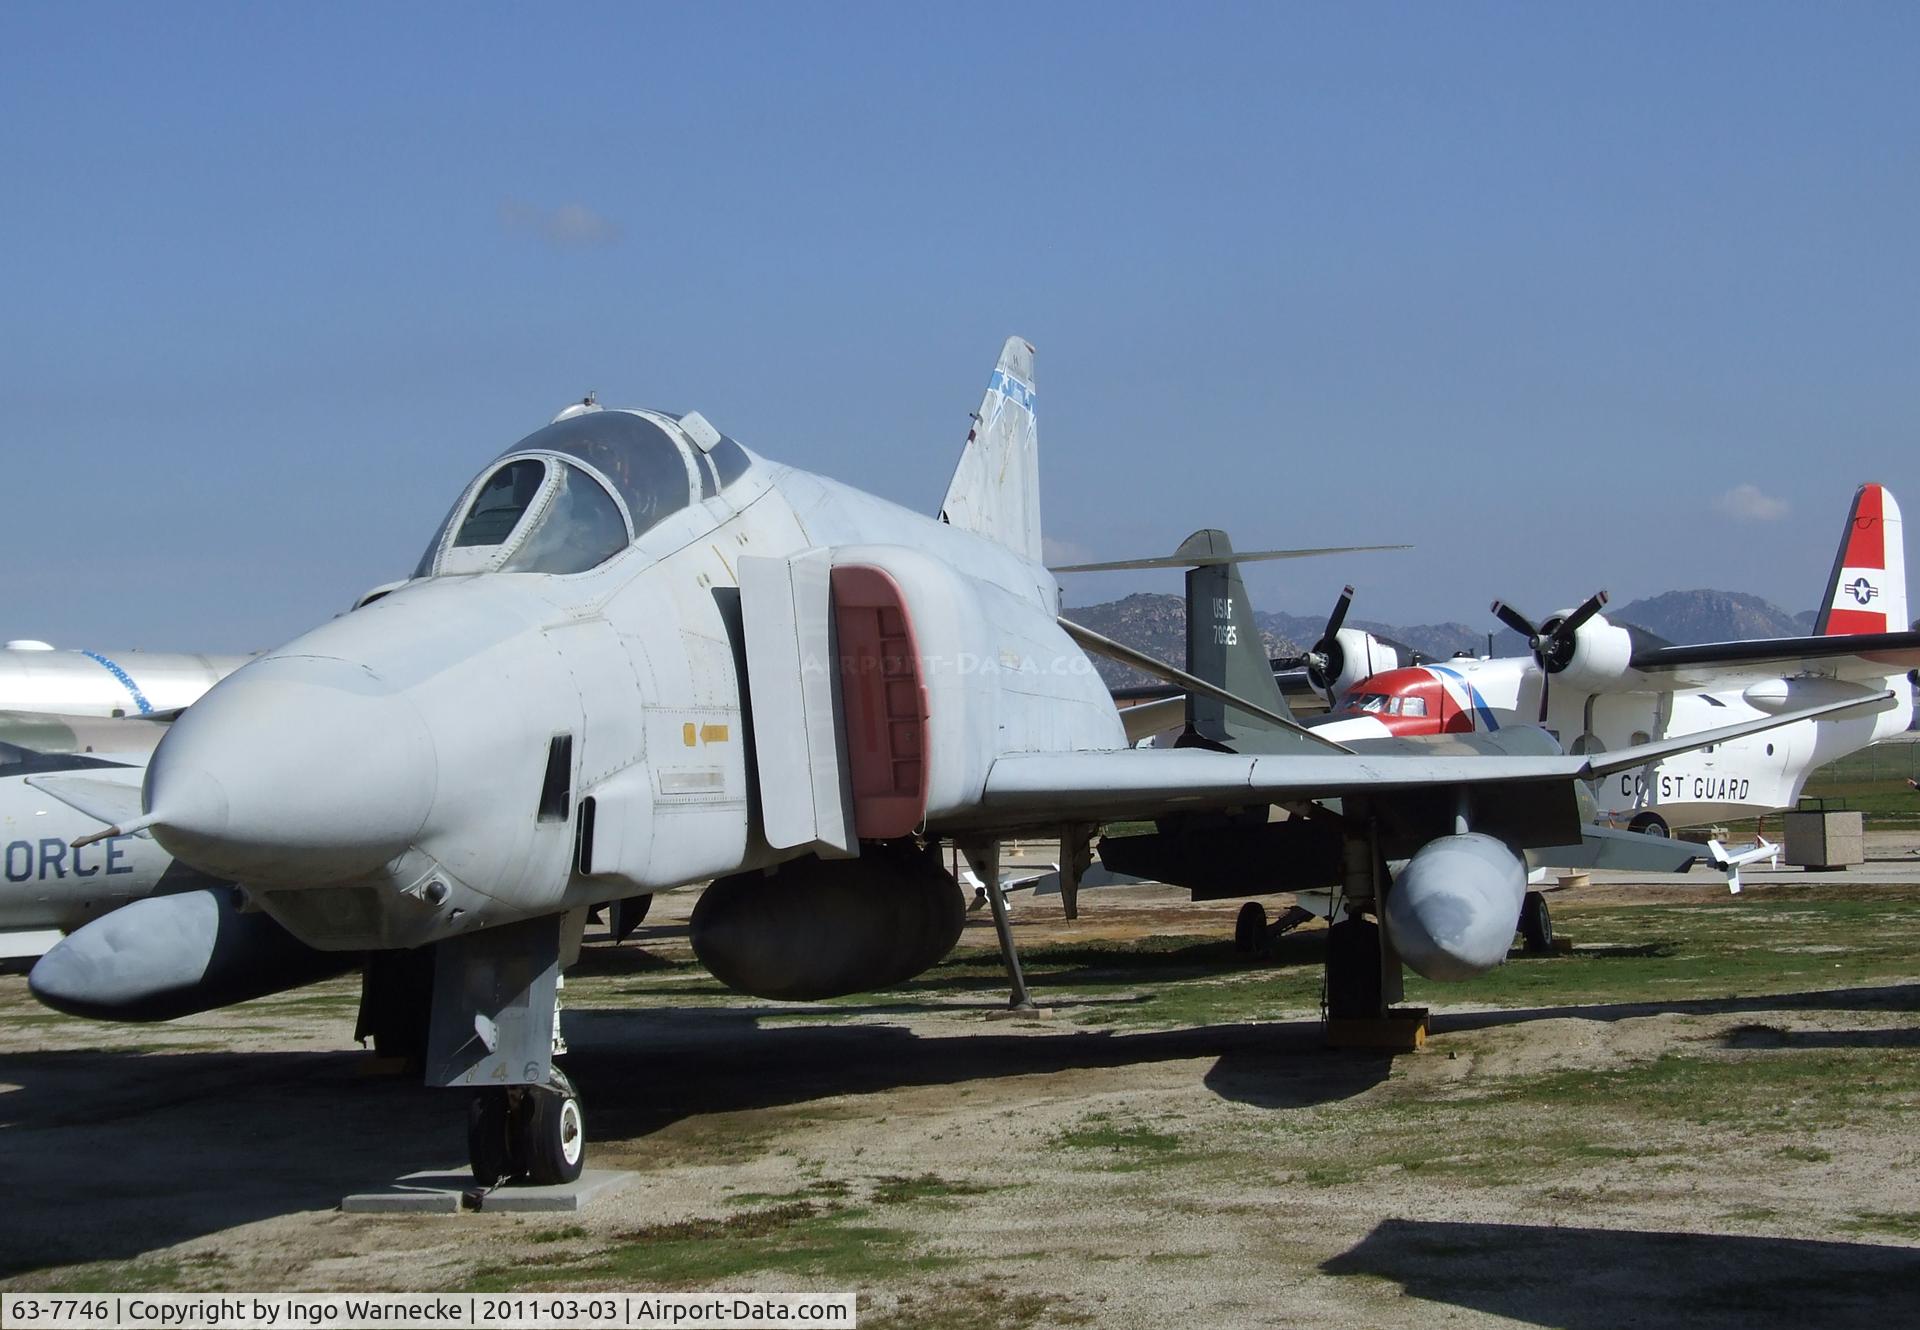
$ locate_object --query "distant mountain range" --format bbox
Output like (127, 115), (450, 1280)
(1066, 587), (1828, 689)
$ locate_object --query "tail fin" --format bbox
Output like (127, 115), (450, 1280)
(1816, 483), (1907, 635)
(939, 337), (1041, 563)
(1180, 530), (1321, 754)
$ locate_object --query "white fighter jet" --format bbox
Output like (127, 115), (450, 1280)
(28, 339), (1871, 1186)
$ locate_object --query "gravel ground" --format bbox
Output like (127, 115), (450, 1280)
(3, 835), (1919, 1328)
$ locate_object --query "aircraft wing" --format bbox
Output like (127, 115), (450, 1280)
(1626, 629), (1920, 687)
(981, 692), (1891, 824)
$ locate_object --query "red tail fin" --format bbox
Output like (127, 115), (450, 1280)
(1816, 483), (1907, 636)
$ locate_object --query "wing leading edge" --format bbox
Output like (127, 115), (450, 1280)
(980, 691), (1892, 823)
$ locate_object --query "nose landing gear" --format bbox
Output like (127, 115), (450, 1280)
(468, 1069), (586, 1187)
(427, 914), (585, 1188)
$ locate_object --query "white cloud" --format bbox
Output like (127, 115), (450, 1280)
(500, 199), (622, 250)
(1712, 483), (1789, 522)
(1042, 535), (1095, 566)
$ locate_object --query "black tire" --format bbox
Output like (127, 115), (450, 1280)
(1628, 812), (1670, 838)
(1234, 901), (1268, 955)
(1325, 917), (1384, 1020)
(467, 1090), (513, 1186)
(1520, 890), (1554, 955)
(516, 1074), (586, 1185)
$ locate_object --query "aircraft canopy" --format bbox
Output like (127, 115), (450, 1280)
(414, 409), (752, 578)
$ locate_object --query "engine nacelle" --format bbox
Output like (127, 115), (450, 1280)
(1326, 629), (1417, 703)
(690, 844), (964, 1000)
(1543, 613), (1636, 691)
(1382, 833), (1526, 981)
(29, 888), (358, 1021)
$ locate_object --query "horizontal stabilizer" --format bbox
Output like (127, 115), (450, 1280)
(24, 770), (146, 831)
(1059, 616), (1353, 753)
(1053, 540), (1408, 574)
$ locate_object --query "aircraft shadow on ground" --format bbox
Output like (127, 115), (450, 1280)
(1321, 1218), (1920, 1330)
(0, 1049), (449, 1279)
(560, 1007), (1396, 1139)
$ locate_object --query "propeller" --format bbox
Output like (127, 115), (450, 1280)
(1304, 586), (1356, 702)
(1489, 590), (1609, 721)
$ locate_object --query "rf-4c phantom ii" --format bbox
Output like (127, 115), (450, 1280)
(27, 339), (1872, 1185)
(1316, 483), (1918, 832)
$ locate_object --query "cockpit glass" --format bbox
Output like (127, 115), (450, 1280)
(1344, 693), (1391, 714)
(498, 411), (695, 539)
(500, 464), (629, 575)
(453, 459), (546, 548)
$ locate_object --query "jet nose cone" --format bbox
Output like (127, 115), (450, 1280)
(147, 655), (437, 885)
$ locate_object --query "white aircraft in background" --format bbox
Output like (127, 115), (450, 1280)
(1308, 483), (1918, 832)
(0, 647), (247, 957)
(0, 641), (247, 719)
(0, 725), (235, 959)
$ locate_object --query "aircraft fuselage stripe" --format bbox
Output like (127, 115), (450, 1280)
(80, 651), (154, 716)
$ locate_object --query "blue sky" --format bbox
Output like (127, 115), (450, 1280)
(3, 4), (1915, 651)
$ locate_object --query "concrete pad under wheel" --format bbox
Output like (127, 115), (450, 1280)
(341, 1168), (635, 1214)
(340, 1172), (470, 1214)
(985, 1006), (1054, 1021)
(480, 1169), (635, 1212)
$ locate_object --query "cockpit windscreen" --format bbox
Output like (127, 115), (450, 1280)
(501, 411), (697, 541)
(453, 458), (545, 548)
(500, 464), (629, 575)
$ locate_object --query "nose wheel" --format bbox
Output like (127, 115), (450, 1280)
(467, 1069), (585, 1186)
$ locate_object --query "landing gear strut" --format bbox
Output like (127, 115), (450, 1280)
(961, 840), (1034, 1011)
(1322, 812), (1405, 1023)
(468, 1069), (585, 1187)
(1324, 916), (1386, 1019)
(427, 914), (583, 1186)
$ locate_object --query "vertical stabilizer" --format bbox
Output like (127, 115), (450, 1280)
(939, 337), (1041, 563)
(1181, 530), (1320, 754)
(1816, 483), (1907, 635)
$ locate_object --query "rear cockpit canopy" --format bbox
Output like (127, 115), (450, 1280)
(414, 408), (754, 578)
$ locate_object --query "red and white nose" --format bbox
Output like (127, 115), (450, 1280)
(144, 654), (438, 887)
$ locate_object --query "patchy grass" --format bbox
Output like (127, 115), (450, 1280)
(867, 1283), (1093, 1330)
(1054, 1115), (1195, 1172)
(530, 1225), (589, 1244)
(1773, 1144), (1833, 1163)
(1838, 1210), (1920, 1240)
(38, 1260), (187, 1292)
(1406, 889), (1920, 1010)
(465, 1201), (953, 1290)
(870, 1173), (994, 1205)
